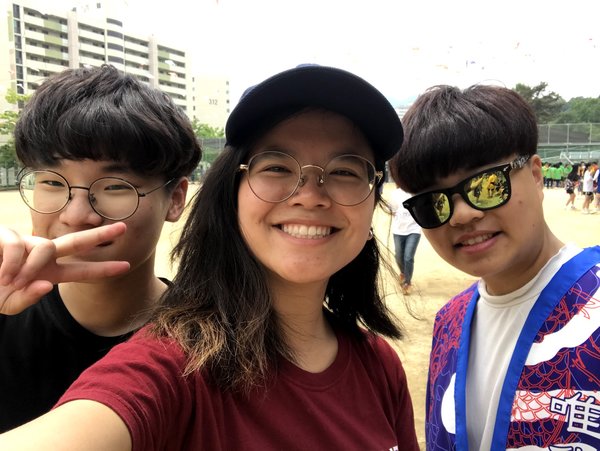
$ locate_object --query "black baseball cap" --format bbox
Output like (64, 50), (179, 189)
(225, 65), (403, 161)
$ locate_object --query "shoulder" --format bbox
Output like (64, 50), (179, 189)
(58, 326), (194, 412)
(0, 287), (60, 329)
(107, 327), (187, 369)
(436, 283), (478, 320)
(348, 331), (407, 384)
(357, 332), (399, 360)
(62, 326), (189, 391)
(57, 328), (199, 450)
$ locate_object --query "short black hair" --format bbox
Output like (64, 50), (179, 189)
(390, 84), (538, 193)
(15, 64), (201, 180)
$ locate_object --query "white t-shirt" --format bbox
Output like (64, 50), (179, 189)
(582, 169), (595, 192)
(466, 244), (582, 451)
(388, 188), (421, 236)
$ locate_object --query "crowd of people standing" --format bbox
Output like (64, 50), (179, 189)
(543, 160), (599, 214)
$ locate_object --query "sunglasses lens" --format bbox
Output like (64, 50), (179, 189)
(464, 170), (510, 209)
(407, 192), (451, 228)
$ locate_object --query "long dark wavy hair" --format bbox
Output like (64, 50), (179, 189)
(151, 109), (403, 393)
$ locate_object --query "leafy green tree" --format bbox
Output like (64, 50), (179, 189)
(556, 97), (600, 123)
(190, 118), (225, 165)
(190, 118), (224, 138)
(513, 82), (565, 123)
(0, 89), (29, 169)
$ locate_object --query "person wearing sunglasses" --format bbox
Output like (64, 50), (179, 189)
(0, 65), (419, 450)
(390, 84), (600, 451)
(0, 65), (201, 432)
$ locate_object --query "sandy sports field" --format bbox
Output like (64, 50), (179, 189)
(1, 184), (599, 449)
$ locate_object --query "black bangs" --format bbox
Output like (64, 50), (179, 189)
(48, 95), (182, 176)
(15, 65), (201, 179)
(391, 85), (538, 193)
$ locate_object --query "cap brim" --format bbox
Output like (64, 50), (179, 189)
(225, 65), (403, 161)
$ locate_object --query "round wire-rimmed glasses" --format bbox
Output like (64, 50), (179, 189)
(18, 169), (173, 221)
(239, 151), (382, 206)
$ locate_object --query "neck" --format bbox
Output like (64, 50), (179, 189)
(270, 279), (338, 373)
(59, 262), (167, 337)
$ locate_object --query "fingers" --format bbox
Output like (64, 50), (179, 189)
(9, 237), (58, 289)
(0, 228), (28, 285)
(2, 223), (129, 290)
(0, 281), (54, 315)
(52, 223), (127, 258)
(53, 260), (131, 284)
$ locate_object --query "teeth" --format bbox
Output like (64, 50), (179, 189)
(461, 234), (493, 246)
(281, 224), (332, 239)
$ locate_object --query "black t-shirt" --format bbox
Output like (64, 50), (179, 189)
(0, 286), (138, 432)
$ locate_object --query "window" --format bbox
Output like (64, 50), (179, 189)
(107, 30), (123, 39)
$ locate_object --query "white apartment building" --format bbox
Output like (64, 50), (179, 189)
(189, 75), (230, 131)
(1, 0), (230, 129)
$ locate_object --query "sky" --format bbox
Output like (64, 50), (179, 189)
(11, 0), (600, 107)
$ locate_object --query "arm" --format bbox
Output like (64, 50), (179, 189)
(0, 400), (131, 451)
(0, 223), (130, 314)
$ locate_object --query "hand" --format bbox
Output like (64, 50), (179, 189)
(0, 223), (130, 315)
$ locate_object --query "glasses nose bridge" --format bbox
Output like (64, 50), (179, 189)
(298, 164), (325, 187)
(67, 184), (93, 200)
(445, 176), (475, 205)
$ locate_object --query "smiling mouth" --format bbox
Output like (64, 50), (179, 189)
(280, 224), (333, 239)
(456, 232), (499, 247)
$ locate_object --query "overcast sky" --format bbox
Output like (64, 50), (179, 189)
(10, 0), (600, 107)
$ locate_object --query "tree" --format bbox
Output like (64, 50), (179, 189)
(0, 89), (30, 168)
(556, 97), (600, 123)
(190, 118), (224, 138)
(513, 82), (565, 123)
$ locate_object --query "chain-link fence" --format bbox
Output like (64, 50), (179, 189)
(537, 123), (600, 163)
(538, 123), (600, 145)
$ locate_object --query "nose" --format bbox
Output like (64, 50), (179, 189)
(58, 187), (104, 226)
(289, 167), (331, 208)
(448, 194), (484, 227)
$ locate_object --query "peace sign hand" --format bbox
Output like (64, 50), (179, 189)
(0, 223), (130, 315)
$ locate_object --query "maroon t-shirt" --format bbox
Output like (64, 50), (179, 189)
(58, 327), (418, 451)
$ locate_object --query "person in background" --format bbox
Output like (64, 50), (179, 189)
(556, 161), (566, 188)
(0, 65), (419, 451)
(564, 164), (579, 210)
(390, 84), (600, 450)
(577, 161), (586, 195)
(0, 64), (201, 432)
(561, 161), (572, 188)
(581, 161), (597, 214)
(389, 185), (421, 295)
(551, 162), (561, 188)
(594, 163), (600, 212)
(592, 161), (600, 213)
(542, 162), (551, 188)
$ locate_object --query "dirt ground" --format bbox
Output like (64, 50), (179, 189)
(1, 184), (599, 449)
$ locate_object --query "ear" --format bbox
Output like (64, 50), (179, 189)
(529, 155), (545, 201)
(165, 177), (189, 222)
(530, 155), (544, 186)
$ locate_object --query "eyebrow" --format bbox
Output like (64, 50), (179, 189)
(98, 162), (133, 174)
(253, 145), (374, 161)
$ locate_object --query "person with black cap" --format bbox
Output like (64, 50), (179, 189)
(0, 65), (418, 450)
